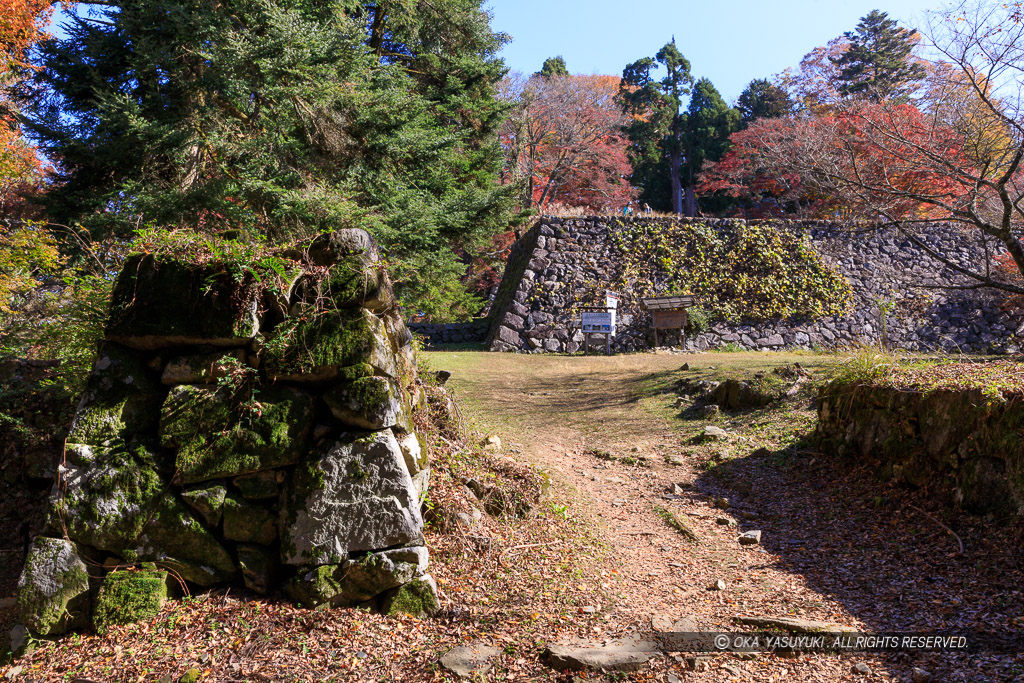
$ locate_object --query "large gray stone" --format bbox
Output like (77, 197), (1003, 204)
(159, 384), (314, 484)
(132, 494), (238, 586)
(546, 637), (659, 672)
(286, 547), (428, 608)
(16, 538), (90, 636)
(105, 253), (262, 349)
(323, 377), (407, 431)
(280, 431), (423, 565)
(160, 350), (247, 385)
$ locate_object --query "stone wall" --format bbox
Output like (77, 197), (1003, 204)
(818, 381), (1024, 516)
(408, 321), (489, 347)
(15, 229), (438, 640)
(486, 216), (1024, 354)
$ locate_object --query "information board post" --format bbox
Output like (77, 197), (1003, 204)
(581, 291), (618, 356)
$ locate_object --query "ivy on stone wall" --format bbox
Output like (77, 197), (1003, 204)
(607, 220), (853, 321)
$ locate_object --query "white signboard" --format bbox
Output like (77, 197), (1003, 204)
(606, 291), (619, 310)
(582, 311), (615, 334)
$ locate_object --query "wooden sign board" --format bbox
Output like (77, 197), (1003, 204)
(652, 309), (687, 330)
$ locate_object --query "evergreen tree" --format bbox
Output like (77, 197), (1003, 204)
(537, 56), (568, 78)
(619, 40), (692, 214)
(683, 78), (739, 214)
(832, 9), (926, 102)
(22, 0), (515, 319)
(736, 78), (793, 125)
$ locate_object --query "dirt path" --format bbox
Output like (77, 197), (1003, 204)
(431, 351), (1024, 683)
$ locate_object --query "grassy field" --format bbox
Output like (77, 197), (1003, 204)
(424, 349), (840, 458)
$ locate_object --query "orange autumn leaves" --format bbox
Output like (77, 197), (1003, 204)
(1, 0), (71, 215)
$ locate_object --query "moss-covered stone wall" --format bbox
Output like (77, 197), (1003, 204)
(486, 216), (1022, 353)
(818, 382), (1024, 516)
(15, 229), (438, 640)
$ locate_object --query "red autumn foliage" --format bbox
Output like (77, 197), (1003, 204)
(501, 73), (636, 213)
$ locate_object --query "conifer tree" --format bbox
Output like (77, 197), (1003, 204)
(832, 9), (926, 102)
(22, 0), (515, 318)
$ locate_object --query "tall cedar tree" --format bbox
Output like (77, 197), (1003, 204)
(682, 78), (739, 215)
(831, 9), (926, 102)
(620, 40), (692, 214)
(22, 0), (516, 319)
(537, 56), (568, 78)
(736, 78), (793, 125)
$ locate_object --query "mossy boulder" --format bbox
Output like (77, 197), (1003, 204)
(133, 494), (237, 586)
(65, 343), (164, 456)
(262, 308), (398, 383)
(381, 574), (439, 618)
(292, 249), (392, 313)
(223, 496), (277, 545)
(51, 446), (165, 555)
(92, 568), (168, 633)
(160, 350), (247, 386)
(180, 485), (227, 527)
(160, 384), (313, 484)
(305, 229), (380, 267)
(236, 544), (277, 595)
(233, 470), (279, 501)
(323, 376), (409, 431)
(16, 537), (91, 636)
(105, 253), (262, 350)
(285, 546), (428, 608)
(280, 431), (424, 565)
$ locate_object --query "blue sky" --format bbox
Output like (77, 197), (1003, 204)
(487, 0), (943, 102)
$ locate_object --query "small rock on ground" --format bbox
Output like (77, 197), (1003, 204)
(702, 425), (728, 440)
(440, 644), (502, 678)
(738, 530), (761, 545)
(853, 662), (872, 675)
(912, 667), (934, 683)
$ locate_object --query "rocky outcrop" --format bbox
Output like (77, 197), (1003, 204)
(486, 217), (1023, 354)
(818, 381), (1024, 515)
(16, 229), (437, 638)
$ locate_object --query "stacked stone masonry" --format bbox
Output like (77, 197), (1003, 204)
(486, 217), (1024, 354)
(16, 229), (438, 639)
(408, 321), (489, 347)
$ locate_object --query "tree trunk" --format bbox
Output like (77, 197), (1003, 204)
(670, 147), (682, 215)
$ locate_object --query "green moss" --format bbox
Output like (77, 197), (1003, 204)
(51, 446), (166, 554)
(65, 343), (163, 451)
(178, 668), (202, 683)
(134, 494), (237, 586)
(337, 363), (374, 382)
(92, 569), (168, 633)
(17, 537), (91, 636)
(160, 384), (313, 484)
(323, 376), (409, 431)
(105, 253), (262, 347)
(222, 496), (277, 545)
(285, 565), (345, 608)
(180, 485), (227, 526)
(321, 255), (386, 309)
(382, 576), (439, 618)
(263, 309), (392, 378)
